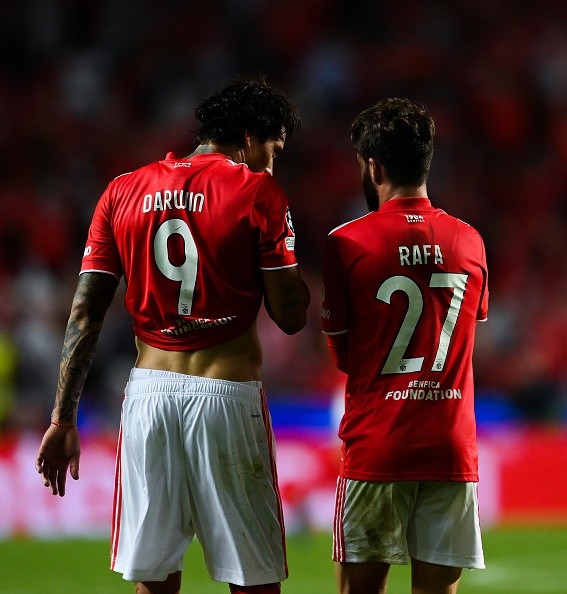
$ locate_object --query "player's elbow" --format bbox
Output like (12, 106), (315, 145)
(264, 276), (311, 335)
(276, 310), (308, 335)
(327, 334), (349, 373)
(72, 272), (118, 326)
(329, 349), (348, 373)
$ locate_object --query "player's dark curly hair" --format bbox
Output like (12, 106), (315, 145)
(351, 98), (435, 186)
(194, 76), (301, 146)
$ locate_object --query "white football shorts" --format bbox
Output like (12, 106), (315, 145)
(333, 478), (485, 569)
(110, 368), (287, 585)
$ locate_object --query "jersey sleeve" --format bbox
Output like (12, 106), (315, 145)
(321, 230), (349, 335)
(80, 183), (123, 278)
(251, 176), (297, 270)
(477, 233), (489, 321)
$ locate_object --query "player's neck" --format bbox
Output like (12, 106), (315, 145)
(380, 184), (428, 206)
(189, 143), (243, 163)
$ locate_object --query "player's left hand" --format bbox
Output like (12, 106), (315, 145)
(35, 424), (81, 497)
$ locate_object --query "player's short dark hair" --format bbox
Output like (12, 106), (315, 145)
(194, 76), (301, 146)
(351, 98), (435, 186)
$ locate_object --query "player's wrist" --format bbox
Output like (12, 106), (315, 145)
(50, 419), (77, 428)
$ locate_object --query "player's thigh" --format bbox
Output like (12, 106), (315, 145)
(334, 478), (419, 564)
(115, 384), (192, 581)
(407, 481), (484, 570)
(336, 560), (390, 594)
(184, 384), (286, 584)
(136, 571), (182, 594)
(411, 558), (462, 594)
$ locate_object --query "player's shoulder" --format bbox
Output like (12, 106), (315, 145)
(328, 212), (374, 237)
(105, 158), (162, 190)
(207, 157), (280, 192)
(228, 160), (278, 186)
(436, 207), (484, 239)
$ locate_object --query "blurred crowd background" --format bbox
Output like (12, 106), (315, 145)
(0, 0), (566, 433)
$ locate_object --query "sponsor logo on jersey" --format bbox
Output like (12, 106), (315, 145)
(285, 236), (295, 251)
(160, 315), (237, 336)
(384, 380), (462, 401)
(173, 162), (192, 168)
(385, 388), (462, 401)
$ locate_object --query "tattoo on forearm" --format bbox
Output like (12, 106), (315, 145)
(54, 322), (100, 422)
(53, 273), (117, 423)
(280, 286), (301, 311)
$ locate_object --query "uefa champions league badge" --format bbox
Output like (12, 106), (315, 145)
(285, 208), (295, 234)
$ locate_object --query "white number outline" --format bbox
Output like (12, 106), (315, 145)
(376, 273), (468, 375)
(154, 218), (198, 315)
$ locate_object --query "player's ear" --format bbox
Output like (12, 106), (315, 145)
(242, 131), (252, 148)
(368, 158), (382, 185)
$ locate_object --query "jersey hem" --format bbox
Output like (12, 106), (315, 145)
(133, 318), (257, 352)
(340, 472), (479, 482)
(259, 262), (298, 271)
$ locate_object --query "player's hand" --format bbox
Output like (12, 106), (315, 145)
(35, 424), (81, 497)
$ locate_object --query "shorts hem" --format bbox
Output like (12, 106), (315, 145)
(209, 568), (287, 586)
(411, 549), (485, 570)
(112, 562), (184, 583)
(333, 550), (410, 565)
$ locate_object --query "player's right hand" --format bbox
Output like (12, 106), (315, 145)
(35, 424), (81, 497)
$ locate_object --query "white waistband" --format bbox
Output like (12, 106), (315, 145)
(126, 367), (263, 403)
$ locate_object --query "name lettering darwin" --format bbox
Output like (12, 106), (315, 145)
(143, 190), (205, 213)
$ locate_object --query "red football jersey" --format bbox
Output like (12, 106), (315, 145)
(322, 197), (489, 482)
(81, 152), (297, 350)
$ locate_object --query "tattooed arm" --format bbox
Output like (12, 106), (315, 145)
(36, 272), (119, 496)
(262, 267), (310, 335)
(52, 272), (118, 424)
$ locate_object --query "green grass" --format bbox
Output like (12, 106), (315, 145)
(0, 526), (566, 593)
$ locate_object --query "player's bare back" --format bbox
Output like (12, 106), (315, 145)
(134, 323), (263, 382)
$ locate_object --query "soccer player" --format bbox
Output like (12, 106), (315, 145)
(35, 77), (310, 594)
(321, 98), (489, 594)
